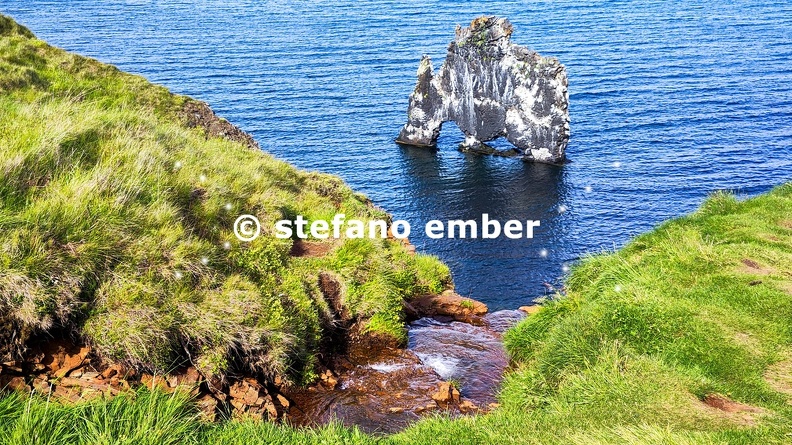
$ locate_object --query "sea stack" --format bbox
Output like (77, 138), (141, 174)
(396, 17), (570, 163)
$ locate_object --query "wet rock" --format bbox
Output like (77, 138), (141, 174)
(414, 403), (436, 414)
(397, 16), (569, 164)
(38, 341), (91, 379)
(406, 290), (487, 323)
(320, 369), (339, 390)
(431, 381), (460, 404)
(459, 400), (478, 412)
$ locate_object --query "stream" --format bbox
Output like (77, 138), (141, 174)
(287, 311), (525, 434)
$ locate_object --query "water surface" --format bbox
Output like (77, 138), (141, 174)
(5, 0), (791, 309)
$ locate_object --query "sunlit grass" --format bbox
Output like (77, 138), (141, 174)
(0, 15), (450, 385)
(2, 13), (792, 445)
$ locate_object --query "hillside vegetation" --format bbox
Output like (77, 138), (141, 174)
(0, 15), (449, 386)
(2, 14), (792, 445)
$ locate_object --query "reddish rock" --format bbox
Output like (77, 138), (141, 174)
(230, 398), (246, 412)
(183, 367), (202, 386)
(39, 341), (91, 379)
(247, 407), (265, 421)
(31, 377), (51, 395)
(0, 375), (28, 392)
(141, 374), (171, 392)
(100, 364), (126, 380)
(407, 291), (488, 323)
(459, 400), (477, 412)
(228, 381), (248, 400)
(276, 393), (290, 410)
(196, 394), (218, 422)
(414, 403), (436, 414)
(52, 385), (84, 403)
(431, 381), (460, 404)
(243, 385), (260, 406)
(264, 400), (278, 419)
(320, 369), (338, 389)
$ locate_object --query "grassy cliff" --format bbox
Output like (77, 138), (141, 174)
(2, 14), (792, 445)
(0, 15), (449, 386)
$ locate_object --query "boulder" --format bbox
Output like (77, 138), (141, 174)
(397, 16), (569, 163)
(406, 290), (487, 323)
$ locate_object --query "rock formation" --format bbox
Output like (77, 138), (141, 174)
(396, 17), (570, 163)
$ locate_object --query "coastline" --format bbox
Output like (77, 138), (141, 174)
(2, 13), (792, 445)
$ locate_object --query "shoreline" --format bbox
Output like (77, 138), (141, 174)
(2, 12), (792, 444)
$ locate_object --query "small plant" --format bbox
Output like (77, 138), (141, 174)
(459, 299), (475, 310)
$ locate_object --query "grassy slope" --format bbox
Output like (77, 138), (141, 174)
(0, 15), (449, 385)
(2, 15), (792, 445)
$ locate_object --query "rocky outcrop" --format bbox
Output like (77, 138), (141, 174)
(396, 16), (569, 163)
(404, 290), (488, 324)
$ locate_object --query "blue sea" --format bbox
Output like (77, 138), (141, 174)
(5, 1), (791, 309)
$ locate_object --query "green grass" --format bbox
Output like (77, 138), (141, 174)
(0, 15), (450, 384)
(2, 14), (792, 445)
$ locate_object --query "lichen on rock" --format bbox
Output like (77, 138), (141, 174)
(396, 16), (570, 164)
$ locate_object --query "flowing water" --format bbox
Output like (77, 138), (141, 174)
(287, 311), (524, 433)
(4, 0), (792, 431)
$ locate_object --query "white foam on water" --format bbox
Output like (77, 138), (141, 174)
(415, 353), (459, 380)
(369, 362), (406, 373)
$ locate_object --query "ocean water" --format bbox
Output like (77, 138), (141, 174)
(5, 1), (791, 310)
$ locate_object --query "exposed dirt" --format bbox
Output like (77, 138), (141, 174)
(739, 258), (774, 276)
(178, 99), (259, 150)
(701, 393), (765, 426)
(290, 239), (335, 258)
